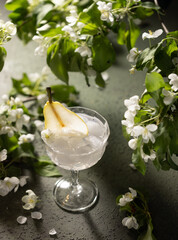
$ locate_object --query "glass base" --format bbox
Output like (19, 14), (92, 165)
(53, 177), (98, 212)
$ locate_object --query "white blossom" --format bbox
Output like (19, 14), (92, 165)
(132, 124), (157, 143)
(18, 134), (35, 145)
(62, 25), (78, 41)
(34, 120), (44, 131)
(4, 21), (17, 36)
(124, 95), (140, 114)
(97, 1), (114, 23)
(75, 46), (92, 58)
(128, 138), (138, 150)
(22, 190), (38, 210)
(66, 10), (78, 26)
(142, 29), (163, 40)
(122, 216), (139, 230)
(118, 187), (137, 206)
(0, 177), (19, 196)
(14, 176), (29, 192)
(141, 148), (156, 163)
(168, 73), (178, 92)
(162, 89), (174, 105)
(0, 126), (16, 137)
(0, 149), (7, 162)
(32, 35), (51, 56)
(127, 48), (140, 63)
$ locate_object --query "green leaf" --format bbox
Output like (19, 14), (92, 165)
(95, 73), (106, 88)
(126, 20), (140, 50)
(145, 72), (165, 92)
(79, 3), (102, 26)
(33, 157), (61, 177)
(47, 43), (69, 84)
(5, 0), (28, 11)
(0, 135), (18, 152)
(0, 47), (7, 71)
(117, 22), (127, 45)
(50, 84), (79, 104)
(140, 92), (152, 104)
(140, 1), (160, 10)
(136, 44), (161, 70)
(167, 152), (178, 171)
(154, 49), (175, 76)
(167, 31), (178, 40)
(81, 23), (99, 35)
(132, 139), (146, 175)
(92, 35), (115, 72)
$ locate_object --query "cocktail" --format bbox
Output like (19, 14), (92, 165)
(41, 88), (110, 212)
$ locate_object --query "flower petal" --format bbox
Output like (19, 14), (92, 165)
(31, 211), (42, 220)
(49, 228), (57, 236)
(17, 216), (27, 225)
(146, 124), (157, 132)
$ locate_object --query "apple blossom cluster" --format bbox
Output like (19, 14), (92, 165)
(0, 20), (16, 45)
(117, 188), (139, 230)
(122, 95), (158, 163)
(0, 94), (34, 143)
(116, 188), (155, 238)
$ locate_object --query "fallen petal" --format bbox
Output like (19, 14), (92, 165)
(31, 211), (42, 220)
(49, 228), (57, 236)
(17, 216), (27, 224)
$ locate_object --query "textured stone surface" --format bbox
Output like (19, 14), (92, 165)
(0, 1), (178, 239)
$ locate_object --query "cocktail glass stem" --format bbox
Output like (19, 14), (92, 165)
(71, 170), (79, 186)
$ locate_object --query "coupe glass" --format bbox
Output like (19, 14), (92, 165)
(44, 106), (110, 212)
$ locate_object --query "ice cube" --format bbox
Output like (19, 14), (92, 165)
(86, 119), (105, 138)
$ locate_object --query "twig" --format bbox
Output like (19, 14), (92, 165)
(154, 0), (169, 34)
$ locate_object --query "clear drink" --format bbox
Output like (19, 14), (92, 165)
(45, 112), (109, 171)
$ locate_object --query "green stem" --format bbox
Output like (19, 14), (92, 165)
(140, 114), (160, 125)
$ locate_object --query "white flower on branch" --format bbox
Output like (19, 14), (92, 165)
(128, 138), (138, 150)
(97, 1), (114, 23)
(75, 46), (92, 58)
(168, 73), (178, 92)
(162, 89), (174, 105)
(0, 125), (16, 137)
(127, 48), (141, 63)
(66, 10), (78, 26)
(32, 35), (51, 56)
(118, 187), (137, 206)
(62, 25), (78, 41)
(0, 177), (19, 196)
(142, 29), (163, 40)
(18, 134), (35, 145)
(124, 95), (140, 114)
(22, 190), (38, 210)
(132, 124), (157, 143)
(0, 149), (7, 162)
(122, 216), (139, 230)
(141, 148), (156, 163)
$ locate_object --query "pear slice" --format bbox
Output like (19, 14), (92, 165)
(43, 100), (88, 137)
